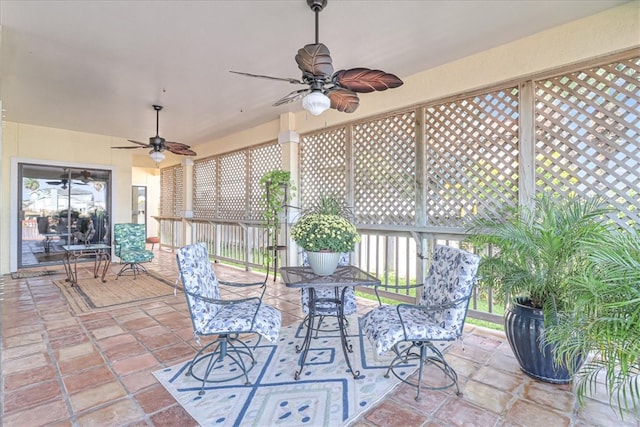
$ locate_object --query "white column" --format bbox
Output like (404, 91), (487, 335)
(278, 113), (300, 267)
(182, 157), (194, 245)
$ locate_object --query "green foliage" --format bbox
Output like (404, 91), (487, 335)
(304, 193), (354, 220)
(467, 193), (613, 319)
(546, 227), (640, 415)
(259, 169), (294, 267)
(291, 214), (360, 253)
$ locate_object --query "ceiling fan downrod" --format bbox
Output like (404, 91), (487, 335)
(307, 0), (327, 44)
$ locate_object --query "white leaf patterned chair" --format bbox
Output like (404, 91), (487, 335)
(113, 223), (154, 279)
(300, 251), (357, 333)
(176, 242), (281, 394)
(361, 245), (480, 400)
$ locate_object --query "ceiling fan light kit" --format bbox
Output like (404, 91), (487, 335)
(303, 91), (330, 116)
(230, 0), (403, 116)
(149, 150), (165, 163)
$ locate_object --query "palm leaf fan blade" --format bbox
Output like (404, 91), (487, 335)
(333, 68), (403, 93)
(328, 88), (359, 113)
(295, 43), (334, 76)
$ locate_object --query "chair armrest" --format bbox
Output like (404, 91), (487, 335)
(219, 280), (265, 288)
(372, 282), (423, 306)
(183, 289), (262, 306)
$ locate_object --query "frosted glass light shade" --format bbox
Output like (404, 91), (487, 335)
(149, 151), (165, 163)
(302, 91), (330, 116)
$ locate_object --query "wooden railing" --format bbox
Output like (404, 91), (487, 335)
(153, 215), (503, 324)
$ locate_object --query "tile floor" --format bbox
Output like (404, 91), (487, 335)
(1, 249), (638, 426)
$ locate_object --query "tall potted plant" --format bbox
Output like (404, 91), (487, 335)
(259, 169), (294, 270)
(546, 227), (640, 413)
(467, 194), (612, 383)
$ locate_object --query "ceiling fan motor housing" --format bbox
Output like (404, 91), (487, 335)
(307, 0), (327, 12)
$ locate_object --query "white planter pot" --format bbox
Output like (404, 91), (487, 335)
(306, 251), (341, 275)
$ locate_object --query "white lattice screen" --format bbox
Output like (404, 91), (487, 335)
(191, 142), (280, 220)
(218, 151), (247, 220)
(193, 158), (217, 218)
(167, 53), (638, 230)
(300, 128), (347, 209)
(160, 164), (183, 216)
(535, 57), (640, 227)
(248, 143), (282, 221)
(353, 111), (416, 225)
(425, 88), (520, 227)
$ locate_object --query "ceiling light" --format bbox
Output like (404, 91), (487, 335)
(302, 91), (330, 116)
(149, 151), (165, 163)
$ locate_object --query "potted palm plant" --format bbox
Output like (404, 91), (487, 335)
(467, 194), (612, 383)
(546, 227), (640, 413)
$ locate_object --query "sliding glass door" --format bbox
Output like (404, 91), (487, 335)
(18, 163), (112, 268)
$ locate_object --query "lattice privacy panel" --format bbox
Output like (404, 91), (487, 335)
(353, 111), (416, 225)
(160, 165), (184, 216)
(248, 142), (282, 221)
(218, 151), (248, 220)
(535, 56), (640, 227)
(425, 88), (520, 226)
(193, 157), (217, 218)
(300, 127), (347, 210)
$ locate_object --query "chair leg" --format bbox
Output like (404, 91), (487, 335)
(186, 333), (257, 394)
(115, 262), (149, 279)
(385, 341), (460, 401)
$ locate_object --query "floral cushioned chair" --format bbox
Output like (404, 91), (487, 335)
(361, 245), (480, 400)
(300, 251), (357, 333)
(176, 242), (281, 394)
(113, 223), (154, 279)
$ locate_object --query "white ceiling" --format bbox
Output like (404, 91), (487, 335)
(0, 0), (628, 150)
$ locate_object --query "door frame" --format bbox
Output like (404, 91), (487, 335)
(10, 157), (116, 272)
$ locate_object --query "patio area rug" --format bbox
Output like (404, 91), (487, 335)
(154, 320), (443, 427)
(53, 267), (181, 314)
(10, 269), (59, 279)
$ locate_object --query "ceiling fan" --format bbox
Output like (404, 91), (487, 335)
(46, 170), (88, 189)
(230, 0), (403, 115)
(72, 170), (94, 183)
(112, 105), (197, 158)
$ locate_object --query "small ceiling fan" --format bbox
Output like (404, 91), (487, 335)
(112, 105), (197, 156)
(46, 170), (88, 189)
(230, 0), (403, 115)
(72, 170), (94, 183)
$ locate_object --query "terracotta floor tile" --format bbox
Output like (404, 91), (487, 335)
(461, 380), (512, 415)
(57, 352), (105, 375)
(505, 400), (570, 427)
(2, 341), (47, 360)
(121, 368), (161, 394)
(3, 352), (49, 375)
(135, 383), (177, 414)
(4, 364), (57, 392)
(4, 380), (63, 414)
(3, 331), (44, 348)
(69, 381), (127, 413)
(75, 398), (143, 426)
(2, 399), (70, 426)
(104, 340), (148, 361)
(96, 333), (138, 349)
(137, 331), (182, 350)
(365, 400), (428, 426)
(62, 365), (116, 395)
(472, 365), (523, 393)
(434, 396), (501, 426)
(112, 353), (160, 377)
(3, 324), (44, 338)
(523, 380), (576, 413)
(149, 404), (199, 427)
(90, 324), (126, 340)
(56, 342), (96, 361)
(49, 333), (91, 350)
(391, 382), (449, 414)
(152, 342), (194, 364)
(122, 316), (160, 331)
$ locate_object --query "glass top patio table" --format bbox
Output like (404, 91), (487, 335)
(279, 265), (380, 289)
(280, 265), (380, 380)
